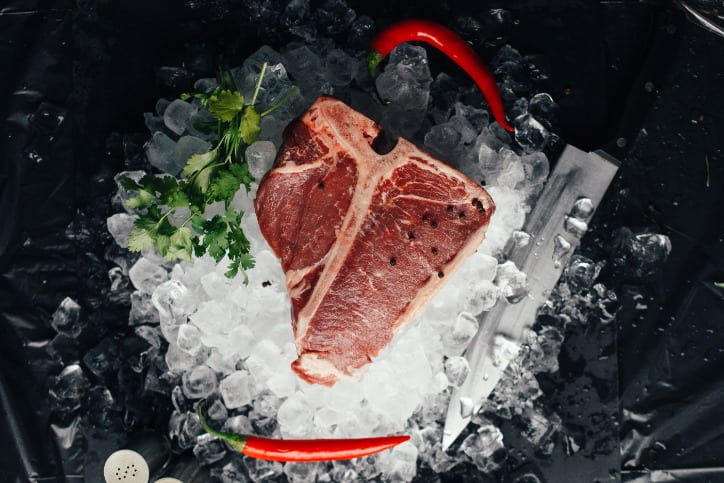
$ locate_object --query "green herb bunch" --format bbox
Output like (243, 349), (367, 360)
(122, 63), (295, 280)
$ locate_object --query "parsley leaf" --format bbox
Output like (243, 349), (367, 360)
(208, 89), (245, 122)
(123, 64), (295, 280)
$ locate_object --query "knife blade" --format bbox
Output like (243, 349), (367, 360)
(442, 145), (618, 449)
(442, 6), (684, 449)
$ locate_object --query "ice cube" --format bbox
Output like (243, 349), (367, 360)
(207, 399), (228, 421)
(277, 393), (314, 437)
(325, 49), (355, 86)
(129, 290), (160, 326)
(50, 297), (83, 338)
(281, 0), (316, 41)
(528, 92), (558, 128)
(152, 280), (193, 341)
(442, 312), (479, 356)
(163, 99), (198, 135)
(113, 170), (146, 214)
(444, 356), (470, 387)
(243, 457), (284, 483)
(174, 135), (211, 170)
(378, 441), (418, 482)
(48, 364), (91, 415)
(494, 260), (528, 303)
(527, 326), (564, 374)
(193, 433), (226, 465)
(165, 343), (208, 374)
(219, 370), (253, 409)
(283, 45), (322, 82)
(455, 102), (489, 132)
(284, 462), (322, 483)
(106, 213), (137, 249)
(564, 255), (601, 290)
(523, 409), (561, 454)
(129, 257), (168, 294)
(614, 230), (672, 277)
(245, 339), (286, 384)
(376, 44), (432, 111)
(460, 424), (504, 472)
(182, 365), (217, 399)
(177, 411), (203, 450)
(423, 123), (462, 161)
(246, 141), (278, 180)
(82, 336), (120, 380)
(222, 414), (254, 435)
(176, 324), (203, 355)
(514, 113), (550, 153)
(144, 132), (176, 174)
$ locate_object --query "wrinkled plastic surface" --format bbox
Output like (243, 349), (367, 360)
(1, 1), (723, 482)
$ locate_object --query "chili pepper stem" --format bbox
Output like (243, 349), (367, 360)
(197, 402), (248, 452)
(367, 50), (384, 77)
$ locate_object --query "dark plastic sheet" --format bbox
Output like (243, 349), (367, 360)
(1, 1), (723, 481)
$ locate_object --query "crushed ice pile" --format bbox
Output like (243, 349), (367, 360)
(50, 22), (672, 482)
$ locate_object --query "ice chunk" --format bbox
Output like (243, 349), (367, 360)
(129, 257), (168, 294)
(423, 123), (462, 161)
(51, 297), (83, 338)
(514, 113), (550, 153)
(219, 370), (253, 409)
(614, 229), (672, 277)
(106, 213), (137, 249)
(284, 462), (322, 483)
(48, 364), (91, 414)
(163, 99), (198, 135)
(527, 326), (564, 374)
(442, 312), (479, 356)
(378, 441), (418, 482)
(376, 44), (432, 111)
(528, 92), (558, 128)
(129, 290), (160, 326)
(222, 414), (254, 435)
(165, 343), (208, 374)
(494, 260), (528, 303)
(553, 235), (573, 268)
(145, 132), (177, 174)
(325, 49), (355, 86)
(207, 399), (228, 421)
(461, 424), (504, 472)
(281, 0), (316, 41)
(182, 365), (217, 399)
(243, 457), (284, 483)
(523, 409), (561, 454)
(316, 0), (356, 35)
(245, 339), (287, 384)
(193, 433), (226, 464)
(152, 280), (194, 341)
(174, 136), (211, 170)
(176, 324), (203, 355)
(564, 255), (601, 290)
(277, 393), (314, 437)
(444, 356), (470, 387)
(246, 141), (278, 180)
(82, 336), (120, 380)
(177, 411), (203, 450)
(113, 170), (146, 214)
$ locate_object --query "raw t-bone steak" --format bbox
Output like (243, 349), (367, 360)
(254, 96), (495, 386)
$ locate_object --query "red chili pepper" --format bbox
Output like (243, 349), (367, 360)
(367, 18), (514, 132)
(197, 403), (409, 462)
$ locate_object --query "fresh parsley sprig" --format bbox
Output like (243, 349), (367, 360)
(123, 63), (296, 280)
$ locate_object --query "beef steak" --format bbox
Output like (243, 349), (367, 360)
(254, 97), (495, 386)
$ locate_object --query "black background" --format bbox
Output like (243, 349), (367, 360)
(1, 0), (723, 481)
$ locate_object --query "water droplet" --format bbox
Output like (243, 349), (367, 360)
(571, 197), (594, 218)
(460, 397), (473, 418)
(564, 216), (588, 237)
(552, 235), (572, 268)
